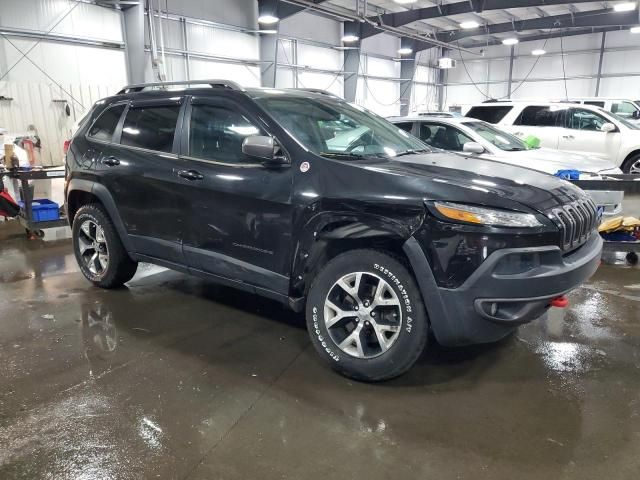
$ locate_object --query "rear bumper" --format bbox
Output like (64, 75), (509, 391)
(404, 233), (602, 346)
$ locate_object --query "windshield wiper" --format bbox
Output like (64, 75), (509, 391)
(395, 149), (430, 157)
(318, 152), (366, 160)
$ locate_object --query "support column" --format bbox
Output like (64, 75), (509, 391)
(259, 32), (279, 88)
(122, 1), (145, 84)
(595, 31), (607, 96)
(399, 38), (416, 116)
(507, 45), (515, 98)
(436, 48), (447, 111)
(343, 21), (361, 102)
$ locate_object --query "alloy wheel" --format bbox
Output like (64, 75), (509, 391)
(324, 272), (403, 359)
(77, 220), (109, 276)
(630, 158), (640, 174)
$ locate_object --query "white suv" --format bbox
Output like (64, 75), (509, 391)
(466, 101), (640, 173)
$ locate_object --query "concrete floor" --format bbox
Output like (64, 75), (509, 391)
(1, 221), (639, 480)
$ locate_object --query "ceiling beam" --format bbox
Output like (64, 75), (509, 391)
(277, 0), (331, 19)
(359, 0), (619, 39)
(459, 26), (628, 49)
(437, 8), (639, 43)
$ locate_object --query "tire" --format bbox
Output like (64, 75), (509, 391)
(621, 153), (640, 174)
(72, 204), (137, 288)
(306, 249), (428, 382)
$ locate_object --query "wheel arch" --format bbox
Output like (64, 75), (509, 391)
(621, 149), (640, 172)
(66, 179), (133, 253)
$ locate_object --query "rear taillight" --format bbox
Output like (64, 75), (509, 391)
(63, 139), (71, 154)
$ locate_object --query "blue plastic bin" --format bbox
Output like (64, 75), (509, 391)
(18, 198), (60, 222)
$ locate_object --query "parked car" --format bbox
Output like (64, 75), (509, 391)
(562, 98), (640, 123)
(465, 101), (640, 173)
(389, 115), (624, 216)
(65, 81), (602, 381)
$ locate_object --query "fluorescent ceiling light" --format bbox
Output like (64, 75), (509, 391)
(341, 34), (359, 42)
(502, 37), (519, 45)
(631, 26), (640, 33)
(258, 15), (279, 24)
(393, 0), (418, 4)
(460, 21), (480, 29)
(531, 49), (546, 55)
(614, 2), (636, 11)
(398, 47), (413, 55)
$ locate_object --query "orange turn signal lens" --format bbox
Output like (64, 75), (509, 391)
(435, 204), (483, 224)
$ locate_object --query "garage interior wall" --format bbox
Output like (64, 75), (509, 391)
(445, 29), (640, 113)
(0, 0), (126, 166)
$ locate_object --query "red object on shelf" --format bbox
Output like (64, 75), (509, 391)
(550, 296), (569, 308)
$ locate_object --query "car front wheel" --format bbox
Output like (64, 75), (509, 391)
(306, 249), (428, 381)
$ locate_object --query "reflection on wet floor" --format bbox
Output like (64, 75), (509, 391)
(0, 219), (639, 480)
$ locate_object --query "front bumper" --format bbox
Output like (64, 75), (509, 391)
(403, 233), (602, 346)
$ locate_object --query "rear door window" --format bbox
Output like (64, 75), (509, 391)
(121, 104), (181, 153)
(514, 106), (566, 127)
(419, 123), (473, 152)
(584, 101), (605, 108)
(87, 104), (126, 142)
(565, 108), (609, 131)
(611, 101), (638, 118)
(465, 105), (513, 124)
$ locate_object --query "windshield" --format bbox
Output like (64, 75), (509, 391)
(461, 121), (529, 151)
(608, 111), (640, 130)
(253, 95), (429, 159)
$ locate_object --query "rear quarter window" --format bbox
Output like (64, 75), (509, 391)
(465, 106), (513, 124)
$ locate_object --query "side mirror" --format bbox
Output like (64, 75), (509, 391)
(632, 110), (640, 120)
(601, 122), (616, 133)
(463, 142), (485, 154)
(242, 135), (287, 164)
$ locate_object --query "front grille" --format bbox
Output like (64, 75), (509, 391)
(547, 197), (600, 251)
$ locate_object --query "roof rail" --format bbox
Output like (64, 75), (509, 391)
(294, 88), (342, 99)
(117, 79), (244, 95)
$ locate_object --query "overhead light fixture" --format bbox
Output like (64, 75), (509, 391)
(398, 47), (413, 55)
(341, 34), (359, 42)
(460, 21), (480, 29)
(614, 2), (636, 11)
(258, 14), (279, 24)
(532, 49), (546, 55)
(393, 0), (418, 4)
(502, 37), (519, 45)
(631, 26), (640, 33)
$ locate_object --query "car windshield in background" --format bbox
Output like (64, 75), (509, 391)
(608, 112), (640, 130)
(253, 94), (429, 159)
(462, 121), (529, 151)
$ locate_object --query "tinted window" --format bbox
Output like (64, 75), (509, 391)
(121, 104), (180, 153)
(87, 104), (125, 142)
(584, 101), (605, 107)
(189, 104), (264, 163)
(394, 122), (413, 133)
(565, 108), (608, 131)
(515, 106), (566, 127)
(419, 123), (473, 152)
(465, 106), (513, 124)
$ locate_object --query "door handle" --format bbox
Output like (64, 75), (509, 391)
(177, 169), (204, 181)
(562, 135), (575, 140)
(101, 156), (120, 167)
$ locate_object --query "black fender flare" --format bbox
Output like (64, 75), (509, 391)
(67, 178), (134, 253)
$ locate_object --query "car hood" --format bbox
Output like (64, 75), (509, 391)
(488, 148), (618, 174)
(336, 151), (585, 214)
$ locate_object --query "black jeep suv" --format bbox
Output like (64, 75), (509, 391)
(65, 80), (602, 381)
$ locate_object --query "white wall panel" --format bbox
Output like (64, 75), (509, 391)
(357, 78), (400, 117)
(186, 24), (258, 60)
(275, 68), (295, 89)
(298, 71), (343, 97)
(361, 34), (399, 58)
(188, 60), (260, 87)
(0, 0), (122, 42)
(297, 44), (341, 71)
(280, 11), (341, 45)
(366, 56), (400, 79)
(598, 77), (640, 98)
(602, 50), (640, 74)
(277, 39), (295, 66)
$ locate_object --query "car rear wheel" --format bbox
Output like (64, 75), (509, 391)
(306, 249), (428, 381)
(72, 204), (137, 288)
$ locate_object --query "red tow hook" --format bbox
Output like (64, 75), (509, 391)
(550, 295), (569, 308)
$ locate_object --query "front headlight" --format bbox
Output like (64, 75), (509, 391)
(434, 201), (542, 227)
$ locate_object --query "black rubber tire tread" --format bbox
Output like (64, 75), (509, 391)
(306, 249), (428, 382)
(72, 204), (137, 288)
(621, 153), (640, 174)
